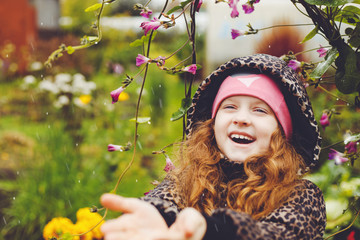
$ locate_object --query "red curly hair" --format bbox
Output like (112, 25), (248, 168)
(171, 119), (306, 220)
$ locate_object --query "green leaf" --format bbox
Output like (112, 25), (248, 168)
(85, 3), (102, 12)
(170, 98), (192, 121)
(304, 0), (348, 6)
(335, 44), (360, 94)
(66, 46), (75, 55)
(300, 26), (319, 43)
(334, 5), (360, 25)
(129, 117), (151, 124)
(310, 47), (338, 79)
(130, 31), (157, 47)
(348, 22), (360, 48)
(167, 0), (193, 15)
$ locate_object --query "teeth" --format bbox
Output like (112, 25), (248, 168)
(230, 134), (254, 141)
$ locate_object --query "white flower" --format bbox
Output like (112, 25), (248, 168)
(23, 75), (36, 85)
(39, 78), (60, 94)
(53, 95), (70, 108)
(30, 61), (43, 71)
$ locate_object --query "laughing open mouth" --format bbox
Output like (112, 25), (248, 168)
(230, 134), (255, 144)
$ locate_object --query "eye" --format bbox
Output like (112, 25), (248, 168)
(254, 107), (268, 114)
(223, 104), (236, 110)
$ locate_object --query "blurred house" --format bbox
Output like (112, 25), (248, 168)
(0, 0), (60, 75)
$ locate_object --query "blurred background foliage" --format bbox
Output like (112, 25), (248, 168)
(0, 0), (360, 239)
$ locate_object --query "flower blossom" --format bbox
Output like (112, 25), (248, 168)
(196, 0), (203, 12)
(110, 86), (124, 104)
(136, 54), (151, 67)
(317, 45), (328, 58)
(154, 56), (166, 67)
(242, 3), (254, 14)
(345, 141), (358, 154)
(229, 0), (240, 18)
(231, 29), (244, 39)
(328, 149), (349, 165)
(140, 7), (152, 18)
(140, 17), (162, 35)
(287, 60), (301, 71)
(107, 144), (123, 152)
(164, 156), (175, 172)
(183, 64), (197, 75)
(319, 112), (330, 129)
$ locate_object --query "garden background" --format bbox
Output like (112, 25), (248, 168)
(1, 0), (360, 239)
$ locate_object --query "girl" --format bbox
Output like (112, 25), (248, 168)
(100, 54), (326, 240)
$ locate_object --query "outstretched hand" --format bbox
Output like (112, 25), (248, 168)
(100, 193), (206, 240)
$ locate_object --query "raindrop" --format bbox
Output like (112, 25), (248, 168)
(151, 87), (155, 95)
(137, 141), (143, 150)
(78, 179), (81, 183)
(336, 98), (339, 101)
(36, 132), (40, 140)
(347, 103), (350, 106)
(357, 142), (359, 145)
(18, 220), (21, 224)
(46, 112), (49, 115)
(65, 163), (70, 172)
(147, 121), (151, 124)
(95, 42), (98, 45)
(5, 54), (8, 58)
(68, 200), (72, 209)
(75, 143), (79, 147)
(93, 170), (95, 175)
(104, 102), (107, 105)
(268, 45), (271, 48)
(31, 95), (35, 103)
(16, 171), (19, 175)
(3, 216), (7, 225)
(40, 22), (44, 26)
(214, 224), (219, 232)
(48, 125), (51, 129)
(40, 74), (44, 79)
(159, 84), (162, 88)
(13, 197), (15, 200)
(136, 179), (138, 183)
(159, 99), (163, 108)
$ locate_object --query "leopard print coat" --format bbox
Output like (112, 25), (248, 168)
(142, 54), (326, 239)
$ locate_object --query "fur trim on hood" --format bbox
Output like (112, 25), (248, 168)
(186, 54), (321, 170)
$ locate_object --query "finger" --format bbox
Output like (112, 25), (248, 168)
(100, 193), (144, 213)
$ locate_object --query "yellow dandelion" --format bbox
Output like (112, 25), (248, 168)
(79, 95), (92, 105)
(43, 217), (75, 240)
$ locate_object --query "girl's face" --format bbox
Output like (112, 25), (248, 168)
(214, 95), (278, 163)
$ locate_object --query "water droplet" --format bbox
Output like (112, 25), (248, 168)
(336, 98), (339, 101)
(13, 197), (16, 200)
(75, 143), (78, 147)
(78, 179), (81, 183)
(93, 170), (95, 175)
(347, 103), (350, 106)
(68, 200), (72, 209)
(147, 121), (151, 124)
(36, 132), (40, 140)
(46, 112), (49, 115)
(268, 45), (271, 48)
(40, 22), (44, 26)
(5, 54), (8, 58)
(40, 74), (44, 79)
(48, 125), (51, 129)
(66, 163), (70, 172)
(104, 102), (107, 105)
(18, 220), (21, 224)
(159, 84), (162, 88)
(95, 42), (98, 45)
(16, 171), (19, 175)
(136, 179), (138, 183)
(3, 216), (7, 225)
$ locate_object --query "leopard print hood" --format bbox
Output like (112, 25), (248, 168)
(186, 54), (321, 170)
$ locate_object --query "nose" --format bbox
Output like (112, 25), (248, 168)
(232, 110), (251, 126)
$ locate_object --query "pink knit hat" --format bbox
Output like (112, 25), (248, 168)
(211, 74), (292, 138)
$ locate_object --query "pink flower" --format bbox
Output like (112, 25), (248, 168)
(288, 60), (301, 71)
(242, 3), (254, 14)
(140, 8), (152, 18)
(183, 64), (197, 75)
(254, 0), (260, 3)
(195, 0), (203, 12)
(140, 17), (162, 36)
(107, 144), (123, 152)
(317, 45), (328, 58)
(110, 86), (124, 104)
(144, 190), (152, 196)
(328, 149), (349, 165)
(231, 29), (244, 39)
(136, 54), (150, 67)
(163, 156), (175, 172)
(229, 0), (239, 18)
(319, 112), (330, 129)
(345, 141), (357, 154)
